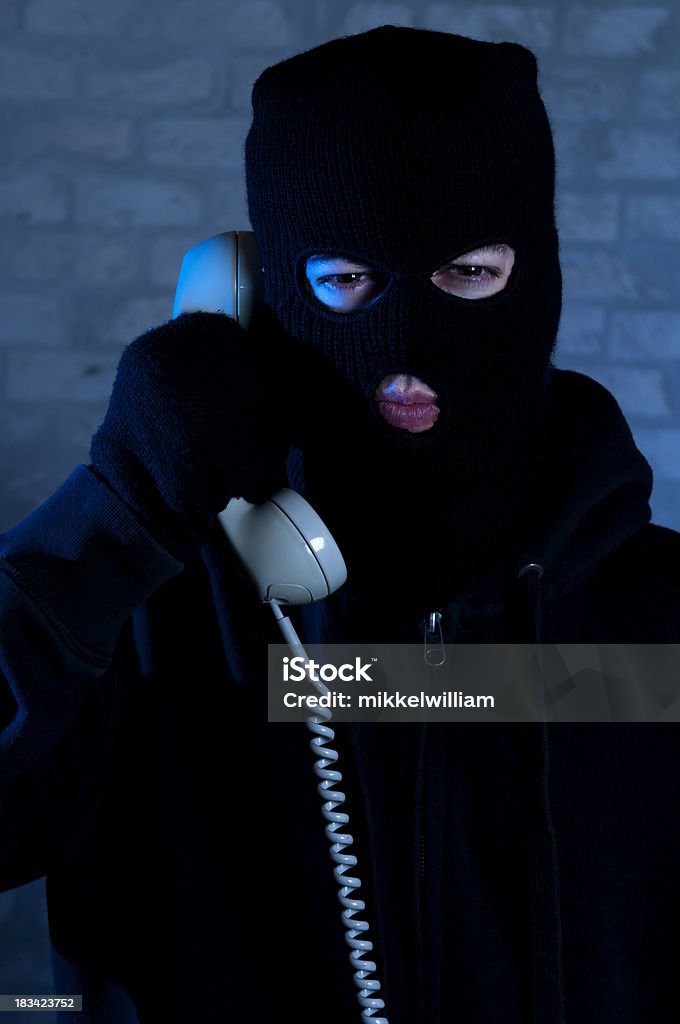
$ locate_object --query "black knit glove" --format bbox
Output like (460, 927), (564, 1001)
(89, 311), (289, 561)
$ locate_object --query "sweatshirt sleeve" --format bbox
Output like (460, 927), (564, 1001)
(0, 464), (183, 883)
(0, 464), (183, 888)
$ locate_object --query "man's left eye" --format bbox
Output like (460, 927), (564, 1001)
(448, 264), (494, 278)
(433, 263), (500, 294)
(318, 272), (372, 286)
(431, 248), (514, 299)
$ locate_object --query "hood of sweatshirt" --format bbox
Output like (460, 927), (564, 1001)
(454, 367), (653, 608)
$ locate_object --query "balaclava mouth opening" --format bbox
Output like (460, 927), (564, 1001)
(245, 25), (562, 614)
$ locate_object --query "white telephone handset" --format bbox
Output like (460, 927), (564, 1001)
(172, 231), (389, 1024)
(172, 229), (262, 326)
(172, 230), (347, 606)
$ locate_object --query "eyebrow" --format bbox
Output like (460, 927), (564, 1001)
(306, 255), (372, 269)
(457, 244), (511, 258)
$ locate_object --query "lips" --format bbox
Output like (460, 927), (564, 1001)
(374, 373), (440, 433)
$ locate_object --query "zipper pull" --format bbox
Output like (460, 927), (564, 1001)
(424, 609), (445, 666)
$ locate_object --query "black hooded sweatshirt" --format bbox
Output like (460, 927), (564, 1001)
(0, 367), (679, 1024)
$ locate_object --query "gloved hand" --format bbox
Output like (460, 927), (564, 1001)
(89, 311), (289, 561)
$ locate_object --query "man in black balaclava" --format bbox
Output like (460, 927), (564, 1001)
(245, 25), (562, 615)
(1, 22), (679, 1024)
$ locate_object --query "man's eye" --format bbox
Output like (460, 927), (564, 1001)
(448, 264), (497, 279)
(317, 272), (372, 287)
(305, 259), (388, 312)
(431, 258), (510, 299)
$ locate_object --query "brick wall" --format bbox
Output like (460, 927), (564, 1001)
(1, 0), (679, 1011)
(1, 0), (679, 532)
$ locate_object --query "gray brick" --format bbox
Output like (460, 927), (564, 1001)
(610, 312), (680, 361)
(650, 481), (680, 530)
(626, 196), (680, 241)
(61, 405), (114, 454)
(540, 70), (627, 122)
(552, 125), (588, 182)
(0, 174), (68, 224)
(25, 0), (144, 35)
(4, 404), (79, 452)
(636, 428), (680, 480)
(639, 70), (680, 120)
(564, 7), (669, 57)
(561, 249), (638, 301)
(557, 193), (619, 242)
(6, 351), (119, 401)
(150, 235), (197, 287)
(424, 5), (556, 50)
(0, 407), (52, 456)
(0, 0), (21, 30)
(10, 233), (141, 286)
(0, 465), (66, 529)
(0, 404), (106, 462)
(556, 305), (605, 356)
(0, 294), (66, 346)
(98, 297), (173, 345)
(74, 176), (202, 228)
(0, 410), (62, 528)
(207, 176), (249, 229)
(0, 46), (76, 98)
(598, 129), (680, 180)
(587, 366), (669, 418)
(230, 57), (268, 111)
(145, 118), (248, 171)
(162, 0), (292, 47)
(8, 115), (131, 162)
(0, 475), (63, 530)
(666, 365), (680, 413)
(0, 405), (114, 528)
(341, 5), (414, 34)
(636, 243), (678, 304)
(86, 59), (213, 104)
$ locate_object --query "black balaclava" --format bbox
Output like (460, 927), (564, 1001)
(245, 25), (562, 616)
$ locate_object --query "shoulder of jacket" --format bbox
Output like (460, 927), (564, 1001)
(593, 522), (680, 593)
(616, 521), (679, 562)
(550, 524), (679, 641)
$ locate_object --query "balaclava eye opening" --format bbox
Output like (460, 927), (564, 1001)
(245, 25), (562, 614)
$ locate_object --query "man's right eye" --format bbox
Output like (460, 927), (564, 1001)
(305, 257), (387, 312)
(318, 272), (372, 287)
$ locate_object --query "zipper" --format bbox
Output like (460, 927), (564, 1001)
(415, 714), (428, 1024)
(423, 608), (445, 666)
(418, 607), (444, 891)
(415, 608), (444, 1022)
(417, 730), (428, 882)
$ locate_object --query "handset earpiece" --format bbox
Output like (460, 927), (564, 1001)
(172, 229), (263, 328)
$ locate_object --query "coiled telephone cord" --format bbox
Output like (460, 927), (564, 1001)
(270, 600), (389, 1024)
